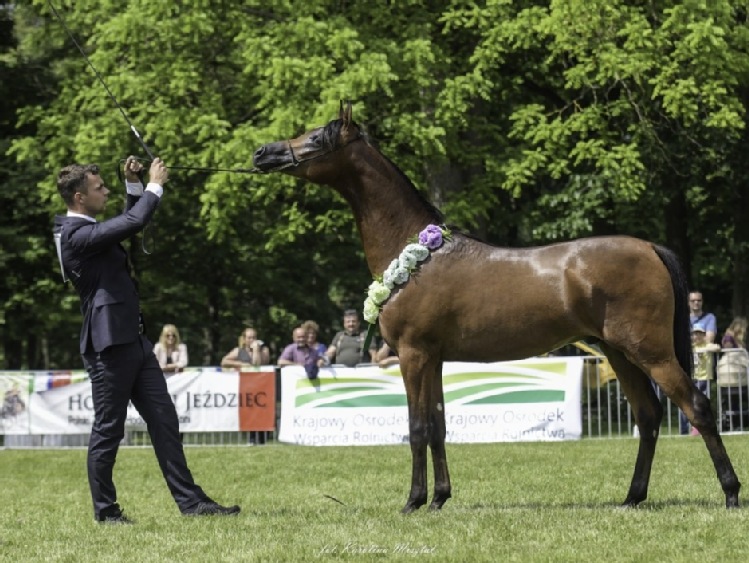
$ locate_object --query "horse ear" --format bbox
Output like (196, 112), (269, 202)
(339, 100), (345, 119)
(342, 100), (353, 126)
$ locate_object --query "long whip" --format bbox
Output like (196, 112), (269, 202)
(46, 0), (259, 175)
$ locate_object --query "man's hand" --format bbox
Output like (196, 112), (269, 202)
(148, 158), (169, 186)
(124, 156), (144, 182)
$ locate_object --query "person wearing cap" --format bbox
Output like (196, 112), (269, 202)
(679, 323), (721, 435)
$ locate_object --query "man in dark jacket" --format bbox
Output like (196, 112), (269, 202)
(54, 156), (239, 523)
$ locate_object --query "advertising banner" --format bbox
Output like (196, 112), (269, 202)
(0, 368), (276, 434)
(278, 358), (583, 446)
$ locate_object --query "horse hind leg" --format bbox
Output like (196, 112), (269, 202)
(650, 361), (741, 508)
(599, 344), (663, 507)
(428, 370), (451, 510)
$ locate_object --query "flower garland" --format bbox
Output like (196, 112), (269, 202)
(363, 224), (451, 324)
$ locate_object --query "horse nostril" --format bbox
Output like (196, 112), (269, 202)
(254, 147), (266, 158)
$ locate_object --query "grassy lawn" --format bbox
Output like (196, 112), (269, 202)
(1, 436), (749, 562)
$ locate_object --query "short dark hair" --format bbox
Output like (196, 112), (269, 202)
(57, 164), (100, 206)
(343, 309), (358, 317)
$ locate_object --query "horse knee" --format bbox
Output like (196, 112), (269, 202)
(409, 419), (429, 447)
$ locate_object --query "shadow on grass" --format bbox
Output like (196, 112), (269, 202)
(456, 498), (732, 511)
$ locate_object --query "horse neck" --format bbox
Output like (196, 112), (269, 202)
(334, 143), (440, 275)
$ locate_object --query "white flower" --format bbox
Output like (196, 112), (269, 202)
(363, 297), (380, 324)
(367, 280), (391, 306)
(383, 258), (401, 288)
(392, 267), (410, 285)
(403, 243), (430, 262)
(399, 243), (430, 270)
(399, 250), (417, 270)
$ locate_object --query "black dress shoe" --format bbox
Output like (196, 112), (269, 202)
(97, 508), (134, 524)
(182, 501), (241, 516)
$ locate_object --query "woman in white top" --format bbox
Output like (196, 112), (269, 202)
(153, 324), (189, 373)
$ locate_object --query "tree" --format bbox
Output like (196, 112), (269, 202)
(6, 1), (749, 369)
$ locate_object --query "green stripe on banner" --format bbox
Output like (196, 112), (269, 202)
(296, 377), (390, 390)
(295, 385), (386, 407)
(444, 382), (522, 402)
(465, 389), (565, 405)
(314, 394), (407, 408)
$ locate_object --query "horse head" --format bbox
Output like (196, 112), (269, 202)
(252, 100), (362, 178)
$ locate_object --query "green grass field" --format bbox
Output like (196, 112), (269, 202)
(2, 436), (749, 562)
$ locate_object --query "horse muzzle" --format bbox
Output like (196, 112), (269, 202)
(252, 141), (299, 173)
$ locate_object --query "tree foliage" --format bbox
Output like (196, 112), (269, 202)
(3, 1), (749, 368)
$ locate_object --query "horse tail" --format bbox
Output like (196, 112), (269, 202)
(652, 244), (693, 378)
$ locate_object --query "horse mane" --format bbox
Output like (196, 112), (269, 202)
(326, 116), (444, 224)
(378, 152), (445, 224)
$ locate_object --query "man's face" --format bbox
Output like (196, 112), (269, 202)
(76, 173), (109, 217)
(344, 314), (359, 333)
(293, 328), (307, 346)
(689, 293), (703, 313)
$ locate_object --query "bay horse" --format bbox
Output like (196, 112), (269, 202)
(253, 101), (740, 512)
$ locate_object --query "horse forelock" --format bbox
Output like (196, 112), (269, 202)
(323, 119), (343, 150)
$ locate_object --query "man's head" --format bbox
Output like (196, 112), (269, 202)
(293, 327), (308, 347)
(57, 164), (109, 217)
(689, 291), (704, 314)
(343, 309), (360, 333)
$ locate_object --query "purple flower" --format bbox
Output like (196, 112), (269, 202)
(418, 224), (443, 250)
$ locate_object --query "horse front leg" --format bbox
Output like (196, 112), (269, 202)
(399, 350), (438, 514)
(402, 407), (429, 514)
(429, 367), (451, 510)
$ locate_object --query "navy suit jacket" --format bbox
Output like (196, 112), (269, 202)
(54, 192), (160, 354)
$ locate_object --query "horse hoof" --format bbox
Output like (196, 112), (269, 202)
(401, 497), (426, 514)
(620, 497), (643, 509)
(726, 495), (740, 509)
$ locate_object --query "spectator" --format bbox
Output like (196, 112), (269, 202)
(325, 309), (378, 367)
(221, 327), (270, 369)
(279, 326), (325, 379)
(689, 291), (717, 344)
(302, 320), (327, 356)
(721, 317), (747, 349)
(153, 324), (189, 374)
(680, 324), (721, 435)
(374, 342), (399, 368)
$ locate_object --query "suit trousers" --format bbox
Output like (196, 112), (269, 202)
(82, 336), (209, 518)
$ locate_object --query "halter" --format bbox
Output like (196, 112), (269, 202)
(272, 131), (364, 173)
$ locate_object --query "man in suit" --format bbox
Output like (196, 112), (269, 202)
(54, 156), (239, 523)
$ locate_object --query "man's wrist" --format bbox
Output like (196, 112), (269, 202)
(125, 180), (144, 196)
(145, 182), (163, 198)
